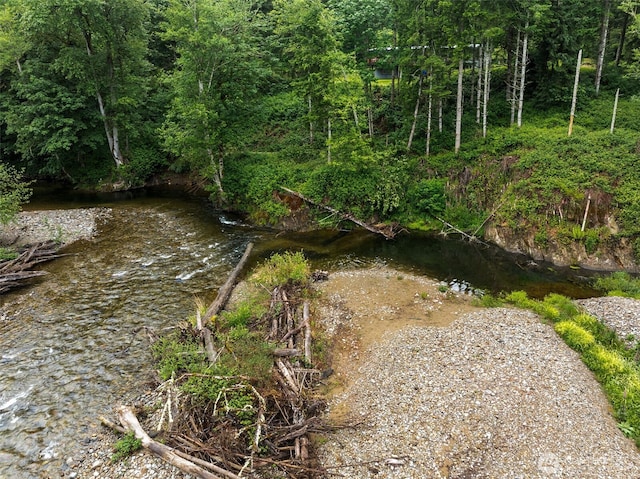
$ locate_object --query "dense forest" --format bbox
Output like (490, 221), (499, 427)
(2, 0), (640, 265)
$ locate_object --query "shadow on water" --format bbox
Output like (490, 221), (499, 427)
(256, 228), (600, 299)
(0, 187), (600, 477)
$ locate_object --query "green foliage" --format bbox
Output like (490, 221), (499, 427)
(151, 334), (207, 381)
(554, 321), (596, 352)
(408, 178), (446, 216)
(0, 163), (31, 225)
(593, 272), (640, 299)
(111, 432), (142, 463)
(0, 247), (18, 261)
(250, 251), (310, 290)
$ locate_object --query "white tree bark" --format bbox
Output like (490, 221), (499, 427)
(426, 77), (433, 157)
(568, 48), (583, 136)
(510, 30), (521, 126)
(482, 42), (491, 138)
(455, 56), (464, 154)
(610, 88), (620, 134)
(407, 73), (424, 151)
(517, 20), (529, 128)
(595, 0), (611, 96)
(476, 44), (483, 124)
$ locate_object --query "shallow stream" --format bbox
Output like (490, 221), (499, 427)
(0, 190), (598, 478)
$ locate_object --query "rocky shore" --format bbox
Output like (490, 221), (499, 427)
(64, 268), (640, 479)
(0, 208), (111, 248)
(3, 211), (640, 478)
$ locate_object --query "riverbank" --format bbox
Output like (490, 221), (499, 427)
(0, 208), (111, 248)
(62, 267), (640, 479)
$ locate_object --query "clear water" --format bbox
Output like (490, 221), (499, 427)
(0, 190), (598, 477)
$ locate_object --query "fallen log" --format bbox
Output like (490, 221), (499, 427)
(280, 187), (398, 239)
(203, 242), (254, 324)
(117, 405), (237, 479)
(0, 241), (68, 294)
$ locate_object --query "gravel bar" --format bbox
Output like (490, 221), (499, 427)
(317, 297), (640, 478)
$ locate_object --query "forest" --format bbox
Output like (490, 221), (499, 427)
(2, 0), (640, 263)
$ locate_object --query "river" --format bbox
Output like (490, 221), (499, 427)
(0, 189), (597, 478)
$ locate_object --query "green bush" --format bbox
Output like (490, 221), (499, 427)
(111, 432), (142, 462)
(554, 321), (596, 352)
(250, 251), (310, 290)
(594, 272), (640, 299)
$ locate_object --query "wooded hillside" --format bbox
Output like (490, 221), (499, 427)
(2, 0), (640, 262)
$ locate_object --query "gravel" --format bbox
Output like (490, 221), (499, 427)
(0, 208), (111, 247)
(578, 296), (640, 349)
(12, 248), (637, 478)
(314, 268), (640, 479)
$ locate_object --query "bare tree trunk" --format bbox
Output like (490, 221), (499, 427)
(568, 49), (583, 136)
(615, 13), (629, 66)
(367, 107), (374, 137)
(510, 30), (521, 126)
(438, 98), (443, 133)
(407, 73), (424, 151)
(595, 0), (611, 96)
(517, 20), (529, 128)
(476, 43), (483, 124)
(455, 57), (464, 154)
(610, 88), (620, 134)
(482, 42), (492, 138)
(426, 77), (433, 157)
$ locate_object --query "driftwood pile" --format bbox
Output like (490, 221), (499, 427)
(0, 241), (63, 294)
(105, 243), (330, 478)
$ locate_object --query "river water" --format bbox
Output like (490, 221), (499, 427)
(0, 190), (597, 478)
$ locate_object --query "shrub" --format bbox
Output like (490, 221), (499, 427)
(554, 321), (596, 352)
(250, 251), (310, 290)
(594, 272), (640, 299)
(111, 432), (142, 462)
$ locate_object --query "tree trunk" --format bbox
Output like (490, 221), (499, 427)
(517, 20), (529, 128)
(455, 56), (464, 154)
(615, 12), (629, 66)
(407, 73), (424, 151)
(117, 406), (228, 479)
(510, 29), (521, 126)
(610, 87), (620, 134)
(438, 98), (443, 133)
(203, 242), (254, 324)
(482, 42), (491, 138)
(426, 77), (433, 157)
(595, 0), (611, 96)
(476, 43), (483, 124)
(568, 49), (583, 136)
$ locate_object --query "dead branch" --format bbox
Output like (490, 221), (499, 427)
(281, 187), (398, 239)
(203, 242), (254, 324)
(117, 405), (234, 479)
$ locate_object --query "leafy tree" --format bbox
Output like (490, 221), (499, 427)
(160, 0), (268, 200)
(1, 0), (152, 174)
(0, 162), (31, 225)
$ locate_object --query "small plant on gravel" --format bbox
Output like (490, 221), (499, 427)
(111, 431), (142, 462)
(0, 247), (18, 261)
(438, 284), (448, 293)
